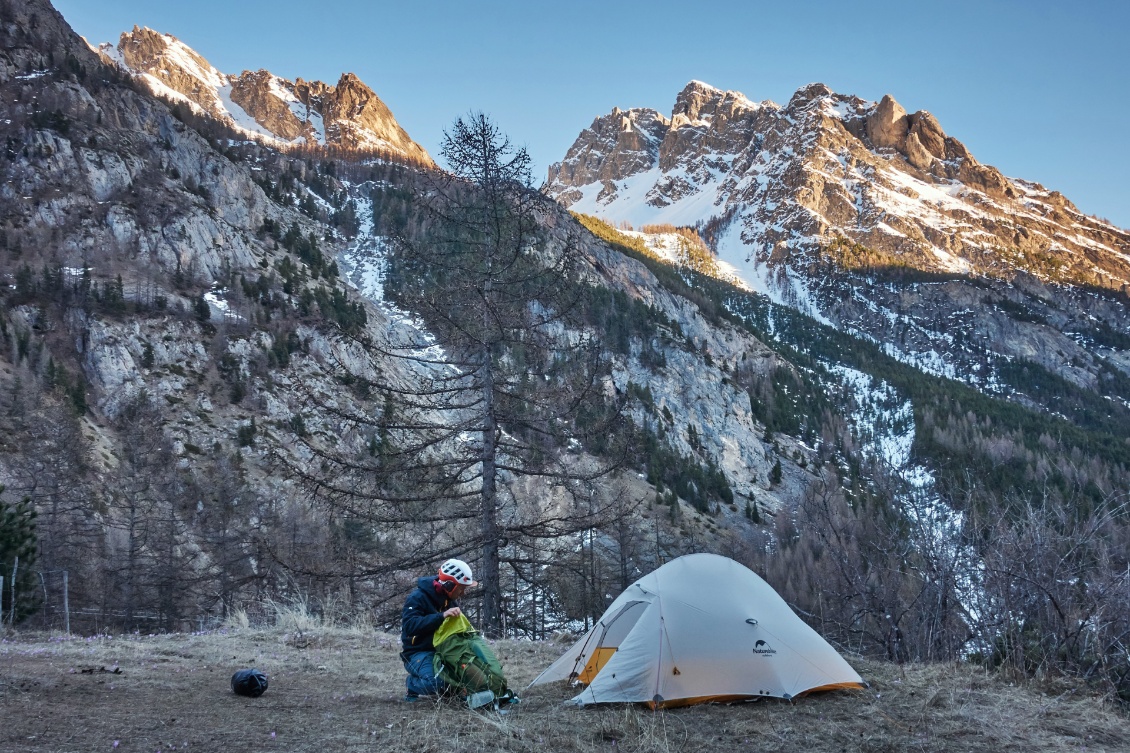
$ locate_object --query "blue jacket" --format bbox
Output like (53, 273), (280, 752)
(401, 576), (457, 655)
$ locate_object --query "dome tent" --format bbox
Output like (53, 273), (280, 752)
(529, 553), (864, 708)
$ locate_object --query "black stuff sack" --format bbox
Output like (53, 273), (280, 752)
(231, 668), (268, 697)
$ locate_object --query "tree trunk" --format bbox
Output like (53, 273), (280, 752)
(480, 347), (501, 636)
(124, 498), (140, 628)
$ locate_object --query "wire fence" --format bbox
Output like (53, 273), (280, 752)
(2, 567), (222, 634)
(1, 566), (74, 632)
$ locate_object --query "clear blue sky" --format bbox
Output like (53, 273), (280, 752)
(54, 0), (1130, 228)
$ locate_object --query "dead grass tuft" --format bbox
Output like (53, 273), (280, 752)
(1, 626), (1127, 752)
(223, 606), (251, 630)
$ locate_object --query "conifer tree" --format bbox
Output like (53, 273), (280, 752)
(294, 114), (624, 636)
(0, 489), (40, 624)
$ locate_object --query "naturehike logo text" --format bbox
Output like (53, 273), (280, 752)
(752, 640), (777, 656)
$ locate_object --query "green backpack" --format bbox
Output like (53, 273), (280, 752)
(431, 614), (509, 696)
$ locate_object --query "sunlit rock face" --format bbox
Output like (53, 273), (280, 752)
(549, 80), (1130, 393)
(99, 26), (431, 164)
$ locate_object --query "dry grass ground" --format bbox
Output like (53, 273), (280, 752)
(2, 615), (1127, 753)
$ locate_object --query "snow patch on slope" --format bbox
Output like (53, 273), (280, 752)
(338, 194), (386, 302)
(336, 189), (451, 367)
(831, 363), (917, 476)
(619, 228), (751, 291)
(714, 222), (831, 324)
(272, 75), (326, 145)
(831, 361), (982, 619)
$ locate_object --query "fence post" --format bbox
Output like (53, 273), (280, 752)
(39, 570), (48, 629)
(63, 571), (70, 635)
(9, 556), (16, 627)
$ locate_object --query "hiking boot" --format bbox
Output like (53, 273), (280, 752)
(497, 689), (521, 704)
(404, 692), (420, 703)
(466, 689), (495, 709)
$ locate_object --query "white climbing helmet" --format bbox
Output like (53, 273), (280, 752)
(438, 558), (478, 587)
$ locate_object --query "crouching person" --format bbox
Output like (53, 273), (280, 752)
(400, 558), (476, 701)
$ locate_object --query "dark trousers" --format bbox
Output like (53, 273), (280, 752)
(402, 650), (446, 696)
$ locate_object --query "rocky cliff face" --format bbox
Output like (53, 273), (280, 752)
(229, 68), (311, 142)
(0, 6), (818, 528)
(0, 0), (448, 619)
(550, 81), (1128, 280)
(317, 72), (427, 157)
(548, 80), (1130, 402)
(96, 26), (432, 164)
(4, 0), (809, 630)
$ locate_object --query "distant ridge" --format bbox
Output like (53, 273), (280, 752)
(549, 80), (1128, 295)
(549, 80), (1130, 399)
(95, 26), (432, 165)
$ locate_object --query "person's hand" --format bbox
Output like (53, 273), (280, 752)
(443, 607), (462, 619)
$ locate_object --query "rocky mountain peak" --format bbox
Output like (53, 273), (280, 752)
(96, 27), (432, 164)
(546, 106), (669, 199)
(329, 71), (376, 116)
(672, 80), (762, 127)
(115, 26), (225, 118)
(865, 93), (908, 151)
(672, 80), (721, 119)
(119, 25), (174, 61)
(786, 82), (836, 110)
(549, 79), (1130, 394)
(323, 72), (430, 160)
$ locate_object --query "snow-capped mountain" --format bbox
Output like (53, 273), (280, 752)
(95, 26), (431, 164)
(549, 81), (1130, 394)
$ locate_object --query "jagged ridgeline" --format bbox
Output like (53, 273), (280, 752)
(3, 0), (1130, 703)
(552, 80), (1130, 434)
